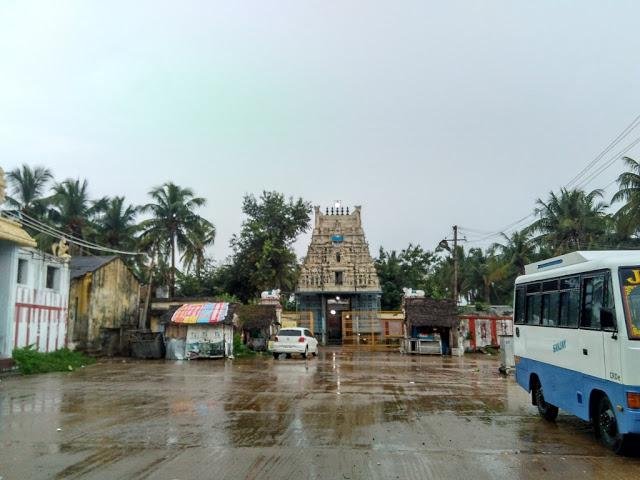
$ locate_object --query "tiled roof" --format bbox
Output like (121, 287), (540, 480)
(70, 255), (118, 279)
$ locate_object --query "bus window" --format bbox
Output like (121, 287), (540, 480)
(527, 283), (541, 294)
(559, 289), (580, 327)
(542, 292), (559, 326)
(561, 276), (580, 290)
(581, 275), (605, 330)
(604, 274), (617, 313)
(515, 288), (525, 325)
(527, 295), (541, 325)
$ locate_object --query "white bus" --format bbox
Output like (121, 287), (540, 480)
(514, 251), (640, 454)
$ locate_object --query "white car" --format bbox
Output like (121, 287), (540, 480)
(271, 328), (318, 359)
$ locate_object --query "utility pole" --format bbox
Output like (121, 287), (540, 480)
(439, 226), (465, 306)
(453, 225), (458, 305)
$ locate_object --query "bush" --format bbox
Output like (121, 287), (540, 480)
(232, 333), (256, 358)
(12, 346), (95, 375)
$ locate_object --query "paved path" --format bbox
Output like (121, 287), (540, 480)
(1, 348), (639, 479)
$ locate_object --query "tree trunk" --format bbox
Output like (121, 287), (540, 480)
(141, 251), (156, 330)
(484, 279), (491, 304)
(170, 233), (176, 298)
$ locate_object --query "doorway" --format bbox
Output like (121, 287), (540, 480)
(326, 297), (350, 344)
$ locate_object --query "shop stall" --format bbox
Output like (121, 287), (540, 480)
(403, 297), (459, 355)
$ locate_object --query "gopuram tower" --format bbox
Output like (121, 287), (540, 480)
(296, 204), (381, 344)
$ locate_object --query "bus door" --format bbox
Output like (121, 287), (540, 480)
(579, 274), (606, 380)
(602, 272), (622, 384)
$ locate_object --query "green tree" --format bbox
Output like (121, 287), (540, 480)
(141, 182), (211, 297)
(375, 244), (436, 309)
(92, 196), (139, 250)
(6, 164), (53, 217)
(181, 217), (216, 277)
(528, 188), (609, 255)
(225, 191), (311, 302)
(492, 230), (536, 276)
(48, 178), (100, 254)
(612, 156), (640, 236)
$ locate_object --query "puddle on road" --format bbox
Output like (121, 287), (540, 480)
(0, 352), (637, 479)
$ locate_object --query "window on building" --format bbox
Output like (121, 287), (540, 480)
(46, 266), (60, 290)
(336, 252), (341, 263)
(335, 271), (343, 285)
(17, 259), (28, 285)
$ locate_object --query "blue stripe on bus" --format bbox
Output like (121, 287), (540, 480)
(537, 259), (563, 270)
(516, 357), (640, 434)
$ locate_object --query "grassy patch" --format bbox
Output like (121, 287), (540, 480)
(481, 346), (500, 356)
(233, 333), (258, 358)
(12, 346), (95, 375)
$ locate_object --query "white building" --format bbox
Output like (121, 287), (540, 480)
(0, 216), (70, 359)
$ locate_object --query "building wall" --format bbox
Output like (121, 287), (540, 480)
(69, 258), (140, 350)
(0, 241), (19, 358)
(13, 249), (70, 353)
(0, 246), (69, 357)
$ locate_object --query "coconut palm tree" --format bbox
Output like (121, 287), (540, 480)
(92, 196), (139, 250)
(141, 182), (210, 296)
(492, 230), (536, 275)
(48, 178), (98, 253)
(181, 217), (216, 277)
(527, 188), (609, 255)
(612, 156), (640, 235)
(6, 164), (53, 217)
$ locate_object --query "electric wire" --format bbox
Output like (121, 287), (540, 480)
(13, 209), (141, 254)
(11, 213), (139, 256)
(574, 134), (640, 190)
(14, 210), (112, 249)
(3, 210), (141, 256)
(460, 116), (640, 246)
(565, 113), (640, 189)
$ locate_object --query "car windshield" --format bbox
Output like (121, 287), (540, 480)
(277, 329), (301, 336)
(619, 267), (640, 339)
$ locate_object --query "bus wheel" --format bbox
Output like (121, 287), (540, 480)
(595, 395), (628, 454)
(535, 384), (559, 421)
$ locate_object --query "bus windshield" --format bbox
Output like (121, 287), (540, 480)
(619, 267), (640, 339)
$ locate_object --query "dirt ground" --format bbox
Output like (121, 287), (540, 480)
(1, 348), (640, 479)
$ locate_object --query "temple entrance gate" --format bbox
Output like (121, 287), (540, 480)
(341, 311), (403, 351)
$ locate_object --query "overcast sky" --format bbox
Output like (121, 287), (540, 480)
(2, 1), (640, 260)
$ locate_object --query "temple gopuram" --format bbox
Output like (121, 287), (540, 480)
(296, 204), (381, 344)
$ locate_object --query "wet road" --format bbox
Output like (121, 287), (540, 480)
(1, 348), (639, 479)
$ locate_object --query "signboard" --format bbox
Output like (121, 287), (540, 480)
(185, 324), (225, 359)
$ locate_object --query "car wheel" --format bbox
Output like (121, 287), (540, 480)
(595, 395), (629, 454)
(535, 383), (559, 421)
(273, 352), (279, 360)
(285, 353), (292, 359)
